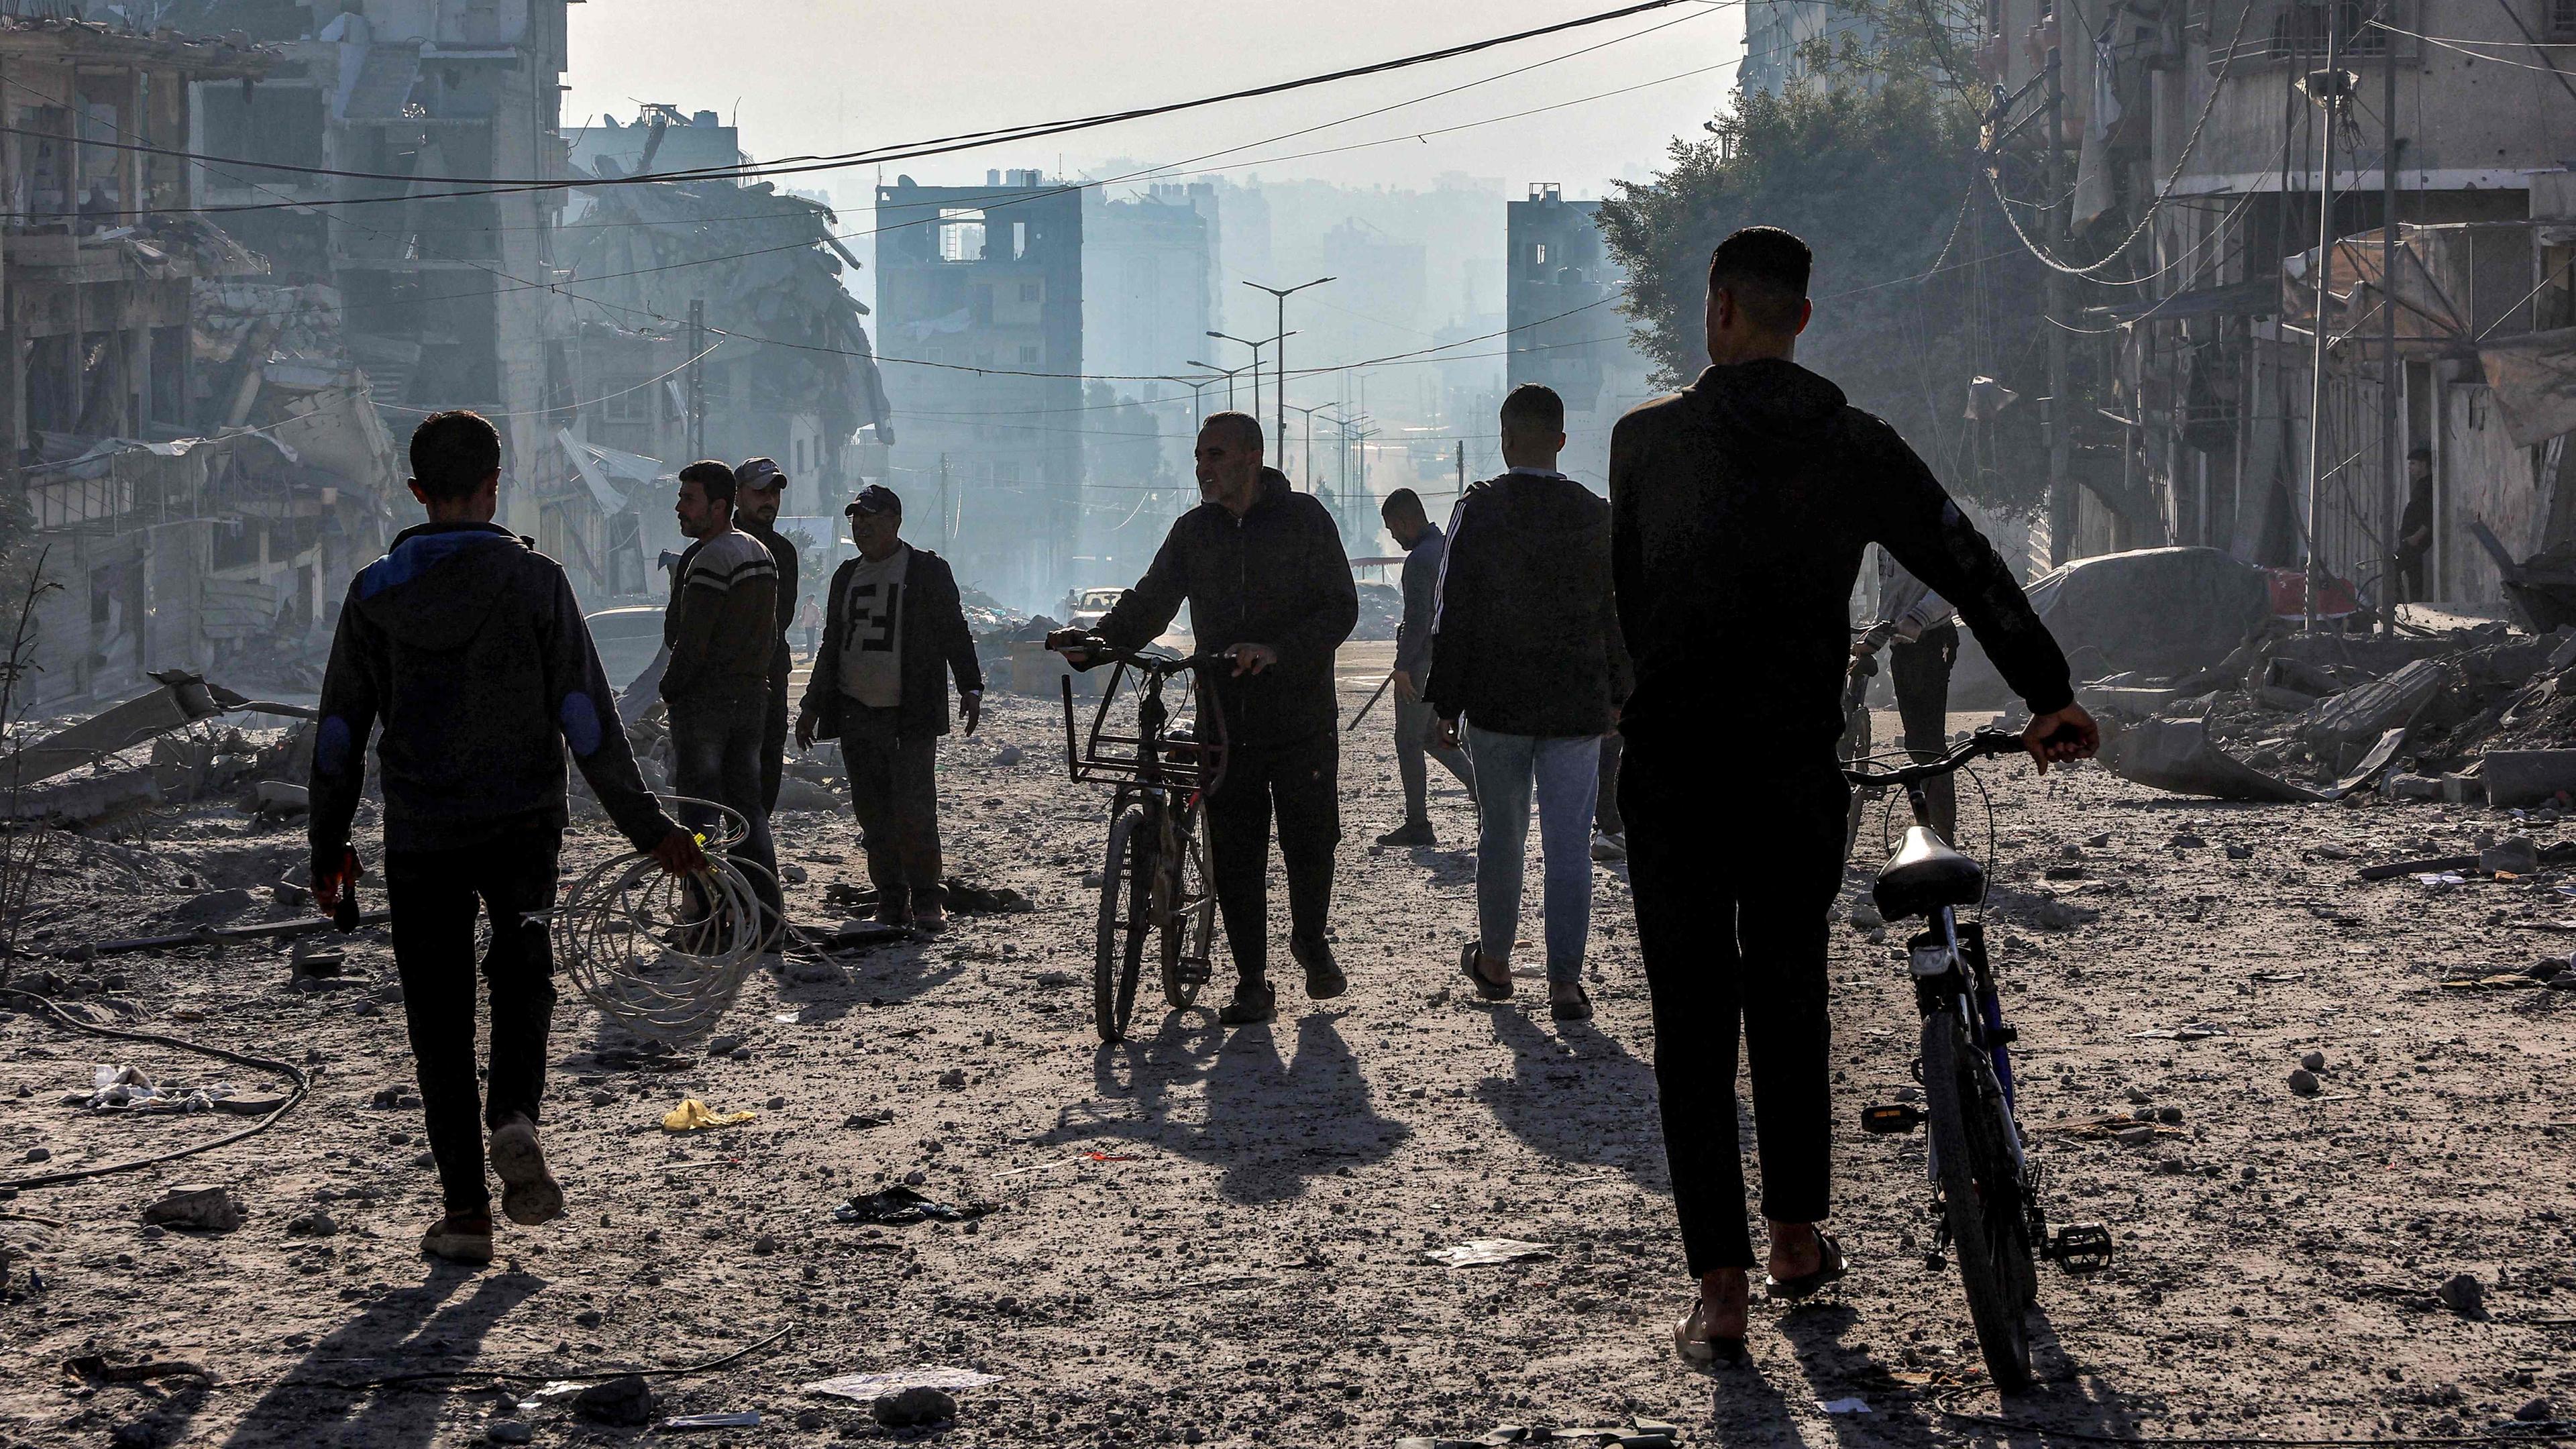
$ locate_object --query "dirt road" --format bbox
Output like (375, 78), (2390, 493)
(3, 644), (2572, 1446)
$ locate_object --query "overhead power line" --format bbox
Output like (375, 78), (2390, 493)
(5, 0), (1709, 213)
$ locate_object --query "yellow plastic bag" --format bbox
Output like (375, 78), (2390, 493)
(661, 1097), (757, 1132)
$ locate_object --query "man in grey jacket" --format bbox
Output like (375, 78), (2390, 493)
(1377, 487), (1474, 847)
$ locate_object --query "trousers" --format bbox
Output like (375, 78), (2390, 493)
(839, 704), (944, 914)
(760, 651), (791, 816)
(1595, 733), (1625, 837)
(1393, 691), (1475, 823)
(1623, 741), (1846, 1275)
(1205, 729), (1340, 981)
(1465, 725), (1601, 985)
(385, 826), (562, 1216)
(669, 690), (784, 926)
(1889, 623), (1958, 841)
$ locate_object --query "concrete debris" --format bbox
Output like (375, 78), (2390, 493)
(871, 1387), (957, 1428)
(572, 1375), (657, 1426)
(802, 1366), (1001, 1403)
(140, 1185), (241, 1234)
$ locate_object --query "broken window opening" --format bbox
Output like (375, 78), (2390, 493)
(939, 209), (987, 263)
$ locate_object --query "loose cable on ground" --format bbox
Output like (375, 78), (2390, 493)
(326, 1324), (792, 1391)
(0, 987), (311, 1192)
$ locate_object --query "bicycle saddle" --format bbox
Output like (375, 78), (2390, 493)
(1872, 826), (1985, 921)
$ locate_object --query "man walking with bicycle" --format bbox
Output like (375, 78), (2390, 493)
(1609, 227), (2097, 1362)
(1057, 412), (1358, 1026)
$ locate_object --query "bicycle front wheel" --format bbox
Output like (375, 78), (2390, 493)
(1158, 801), (1216, 1010)
(1093, 806), (1153, 1042)
(1922, 1008), (2037, 1391)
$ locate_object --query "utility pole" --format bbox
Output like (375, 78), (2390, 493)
(2379, 34), (2401, 637)
(1205, 331), (1282, 421)
(2041, 38), (2074, 566)
(686, 298), (706, 461)
(1242, 276), (1335, 481)
(1185, 359), (1250, 414)
(939, 452), (952, 555)
(2304, 33), (2345, 637)
(1455, 438), (1464, 502)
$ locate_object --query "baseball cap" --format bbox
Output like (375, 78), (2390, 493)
(846, 484), (902, 517)
(735, 457), (786, 492)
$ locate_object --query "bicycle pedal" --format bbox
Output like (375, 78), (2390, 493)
(1861, 1103), (1925, 1134)
(1175, 955), (1212, 987)
(2045, 1222), (2114, 1275)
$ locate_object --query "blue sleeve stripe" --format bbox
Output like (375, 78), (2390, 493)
(316, 715), (354, 777)
(559, 691), (604, 758)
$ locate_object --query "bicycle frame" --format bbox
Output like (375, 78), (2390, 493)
(1892, 776), (2025, 1167)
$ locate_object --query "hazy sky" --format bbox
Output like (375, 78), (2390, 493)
(562, 1), (1748, 209)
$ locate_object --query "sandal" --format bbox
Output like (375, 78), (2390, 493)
(1459, 942), (1512, 1001)
(1672, 1299), (1748, 1366)
(1549, 983), (1593, 1022)
(1763, 1229), (1849, 1300)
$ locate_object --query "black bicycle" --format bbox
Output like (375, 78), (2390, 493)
(1849, 727), (2112, 1390)
(1048, 633), (1229, 1043)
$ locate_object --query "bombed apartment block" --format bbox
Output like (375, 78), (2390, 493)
(1505, 183), (1653, 488)
(875, 170), (1083, 609)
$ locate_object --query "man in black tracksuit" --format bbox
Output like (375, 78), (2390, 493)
(733, 456), (798, 814)
(1071, 412), (1359, 1026)
(311, 411), (703, 1268)
(1610, 229), (2096, 1360)
(796, 484), (984, 931)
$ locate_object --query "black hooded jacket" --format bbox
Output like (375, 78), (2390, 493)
(1095, 468), (1358, 749)
(1609, 360), (2073, 753)
(310, 521), (677, 870)
(1423, 469), (1631, 737)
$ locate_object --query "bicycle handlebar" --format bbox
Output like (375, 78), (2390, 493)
(1046, 631), (1221, 676)
(1842, 727), (2031, 788)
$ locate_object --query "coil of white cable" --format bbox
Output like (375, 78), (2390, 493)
(553, 795), (777, 1046)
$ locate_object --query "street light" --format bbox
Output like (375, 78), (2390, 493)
(1283, 400), (1340, 493)
(1243, 276), (1334, 472)
(1158, 374), (1220, 432)
(1184, 360), (1252, 414)
(1203, 329), (1293, 422)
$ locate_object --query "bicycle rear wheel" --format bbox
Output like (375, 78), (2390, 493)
(1157, 803), (1215, 1010)
(1093, 806), (1152, 1042)
(1922, 1008), (2037, 1390)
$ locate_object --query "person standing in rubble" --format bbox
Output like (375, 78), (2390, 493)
(732, 457), (798, 815)
(1851, 548), (1961, 842)
(1375, 486), (1476, 847)
(795, 485), (984, 932)
(662, 460), (786, 939)
(310, 410), (706, 1267)
(1609, 227), (2096, 1363)
(1428, 384), (1629, 1024)
(1053, 412), (1359, 1026)
(2397, 445), (2434, 604)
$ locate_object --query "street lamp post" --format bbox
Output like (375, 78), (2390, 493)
(1204, 330), (1291, 423)
(1283, 401), (1340, 494)
(1242, 276), (1334, 479)
(1158, 374), (1220, 432)
(1183, 360), (1251, 415)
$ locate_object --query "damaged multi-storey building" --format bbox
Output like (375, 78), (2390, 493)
(0, 15), (402, 711)
(1976, 0), (2576, 619)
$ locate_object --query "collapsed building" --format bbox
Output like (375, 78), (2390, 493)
(0, 16), (405, 712)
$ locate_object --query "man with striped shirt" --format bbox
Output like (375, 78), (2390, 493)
(663, 459), (786, 936)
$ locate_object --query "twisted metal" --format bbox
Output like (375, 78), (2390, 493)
(553, 795), (775, 1046)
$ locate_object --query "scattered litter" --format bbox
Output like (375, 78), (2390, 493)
(661, 1411), (759, 1430)
(660, 1099), (757, 1132)
(2127, 1024), (2226, 1041)
(2416, 873), (2471, 888)
(832, 1185), (998, 1224)
(804, 1365), (1002, 1401)
(64, 1063), (229, 1114)
(1821, 1397), (1874, 1414)
(1424, 1238), (1556, 1268)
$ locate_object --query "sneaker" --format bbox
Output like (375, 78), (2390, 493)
(1374, 820), (1436, 848)
(421, 1210), (494, 1266)
(488, 1115), (564, 1227)
(1217, 976), (1276, 1026)
(1591, 831), (1628, 863)
(1293, 937), (1346, 1000)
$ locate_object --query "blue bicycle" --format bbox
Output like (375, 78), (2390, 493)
(1852, 727), (2111, 1390)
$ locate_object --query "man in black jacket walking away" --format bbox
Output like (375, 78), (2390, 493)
(311, 411), (706, 1267)
(1426, 385), (1629, 1024)
(1376, 487), (1474, 847)
(1059, 413), (1359, 1026)
(796, 485), (983, 932)
(1609, 228), (2097, 1362)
